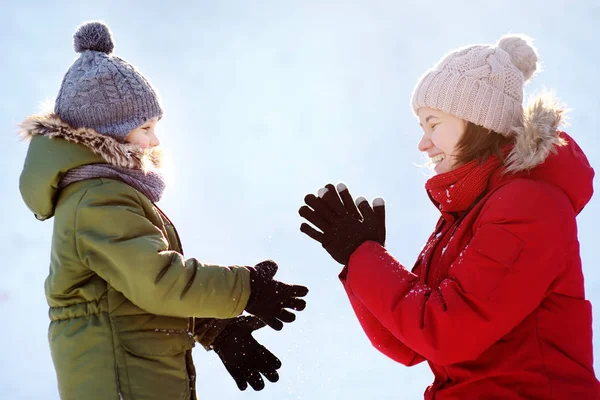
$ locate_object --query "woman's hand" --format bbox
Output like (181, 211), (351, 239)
(299, 183), (386, 265)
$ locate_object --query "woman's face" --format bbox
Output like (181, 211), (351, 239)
(125, 117), (160, 149)
(417, 107), (467, 174)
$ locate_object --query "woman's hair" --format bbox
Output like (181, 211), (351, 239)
(453, 122), (514, 167)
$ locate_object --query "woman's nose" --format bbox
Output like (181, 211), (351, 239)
(418, 133), (431, 152)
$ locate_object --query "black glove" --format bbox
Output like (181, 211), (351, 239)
(299, 183), (386, 265)
(244, 260), (309, 331)
(211, 316), (281, 391)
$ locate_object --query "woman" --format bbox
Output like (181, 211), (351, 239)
(299, 34), (599, 399)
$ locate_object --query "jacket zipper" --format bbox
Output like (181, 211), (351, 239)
(152, 203), (197, 400)
(422, 194), (488, 393)
(422, 215), (454, 284)
(153, 204), (185, 255)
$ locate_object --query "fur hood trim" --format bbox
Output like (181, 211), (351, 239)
(19, 113), (162, 172)
(505, 93), (568, 173)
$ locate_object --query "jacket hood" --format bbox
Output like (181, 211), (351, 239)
(498, 94), (594, 214)
(19, 113), (162, 220)
(522, 131), (594, 215)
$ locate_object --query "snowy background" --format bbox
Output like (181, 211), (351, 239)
(1, 1), (599, 399)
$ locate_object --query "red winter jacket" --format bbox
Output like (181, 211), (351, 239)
(341, 129), (599, 399)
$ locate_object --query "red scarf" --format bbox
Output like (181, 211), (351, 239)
(425, 155), (502, 213)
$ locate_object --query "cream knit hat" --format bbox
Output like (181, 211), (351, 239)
(411, 34), (539, 136)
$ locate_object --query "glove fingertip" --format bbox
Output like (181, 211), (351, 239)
(255, 259), (277, 268)
(355, 196), (367, 206)
(336, 182), (347, 192)
(304, 193), (316, 203)
(278, 311), (296, 323)
(265, 371), (280, 383)
(254, 260), (278, 278)
(295, 286), (309, 296)
(268, 320), (284, 331)
(296, 301), (306, 311)
(299, 222), (312, 233)
(298, 205), (309, 216)
(373, 197), (385, 207)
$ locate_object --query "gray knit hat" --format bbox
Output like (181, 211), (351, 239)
(54, 21), (163, 142)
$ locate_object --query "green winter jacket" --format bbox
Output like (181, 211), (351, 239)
(19, 114), (251, 400)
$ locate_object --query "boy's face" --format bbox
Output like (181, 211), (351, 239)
(125, 117), (160, 148)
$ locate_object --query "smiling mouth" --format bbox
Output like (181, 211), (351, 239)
(429, 154), (446, 165)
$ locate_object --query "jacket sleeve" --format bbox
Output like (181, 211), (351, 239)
(193, 318), (234, 350)
(74, 182), (251, 319)
(342, 179), (575, 366)
(342, 278), (425, 366)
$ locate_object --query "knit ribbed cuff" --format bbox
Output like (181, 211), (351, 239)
(412, 70), (522, 135)
(59, 96), (163, 142)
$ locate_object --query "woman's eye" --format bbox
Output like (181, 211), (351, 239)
(430, 123), (438, 130)
(142, 127), (151, 131)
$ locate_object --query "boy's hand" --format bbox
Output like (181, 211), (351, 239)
(244, 260), (308, 331)
(211, 316), (281, 391)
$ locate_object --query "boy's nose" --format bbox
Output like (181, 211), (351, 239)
(150, 134), (160, 148)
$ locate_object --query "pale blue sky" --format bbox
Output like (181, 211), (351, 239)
(1, 1), (599, 399)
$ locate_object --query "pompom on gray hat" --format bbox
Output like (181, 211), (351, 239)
(54, 21), (163, 142)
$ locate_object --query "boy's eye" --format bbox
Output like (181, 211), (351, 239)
(431, 123), (439, 129)
(142, 127), (151, 131)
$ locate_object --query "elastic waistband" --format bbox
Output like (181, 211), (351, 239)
(49, 298), (108, 321)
